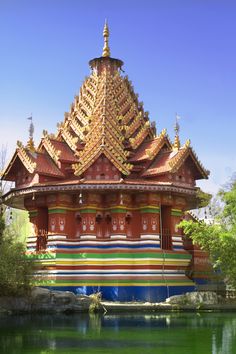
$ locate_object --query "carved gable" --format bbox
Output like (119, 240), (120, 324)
(83, 154), (121, 181)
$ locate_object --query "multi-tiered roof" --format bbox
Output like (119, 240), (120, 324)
(1, 23), (208, 206)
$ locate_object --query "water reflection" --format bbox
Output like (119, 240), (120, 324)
(0, 312), (236, 353)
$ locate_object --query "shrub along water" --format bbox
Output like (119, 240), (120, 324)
(180, 176), (236, 290)
(0, 214), (33, 296)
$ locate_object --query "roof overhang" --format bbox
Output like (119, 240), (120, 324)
(2, 181), (198, 210)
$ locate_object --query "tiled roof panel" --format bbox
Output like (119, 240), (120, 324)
(50, 139), (78, 162)
(129, 140), (155, 162)
(34, 152), (64, 177)
(142, 151), (172, 176)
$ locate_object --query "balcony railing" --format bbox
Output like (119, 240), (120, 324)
(36, 229), (48, 251)
(161, 228), (172, 250)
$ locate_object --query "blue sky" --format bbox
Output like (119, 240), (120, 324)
(0, 0), (236, 194)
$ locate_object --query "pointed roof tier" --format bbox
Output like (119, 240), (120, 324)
(2, 141), (64, 181)
(62, 23), (155, 176)
(1, 22), (209, 209)
(72, 61), (154, 176)
(142, 139), (209, 179)
(129, 129), (172, 163)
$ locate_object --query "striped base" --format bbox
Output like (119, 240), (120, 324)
(28, 235), (196, 302)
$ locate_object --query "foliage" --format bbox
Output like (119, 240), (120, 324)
(0, 217), (33, 296)
(0, 238), (33, 296)
(89, 292), (102, 313)
(0, 145), (31, 244)
(4, 209), (32, 243)
(0, 216), (5, 244)
(181, 177), (236, 288)
(0, 145), (33, 295)
(196, 189), (212, 208)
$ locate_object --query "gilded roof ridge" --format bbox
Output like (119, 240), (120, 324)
(41, 134), (61, 167)
(188, 144), (209, 177)
(167, 138), (208, 177)
(69, 118), (86, 140)
(16, 143), (37, 173)
(61, 129), (79, 152)
(145, 129), (169, 160)
(72, 69), (133, 176)
(129, 121), (151, 149)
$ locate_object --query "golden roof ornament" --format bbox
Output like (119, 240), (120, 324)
(17, 140), (24, 148)
(102, 20), (110, 57)
(26, 116), (35, 152)
(27, 137), (35, 152)
(173, 113), (181, 151)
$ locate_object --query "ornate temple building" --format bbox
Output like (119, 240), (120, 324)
(1, 23), (211, 301)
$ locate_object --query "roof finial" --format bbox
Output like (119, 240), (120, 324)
(27, 115), (35, 152)
(102, 20), (110, 57)
(173, 113), (181, 151)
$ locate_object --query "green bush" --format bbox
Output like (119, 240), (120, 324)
(0, 215), (33, 296)
(0, 216), (5, 242)
(180, 177), (236, 289)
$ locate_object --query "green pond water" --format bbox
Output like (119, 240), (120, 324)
(0, 312), (236, 354)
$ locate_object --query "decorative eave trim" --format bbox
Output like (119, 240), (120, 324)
(186, 210), (202, 223)
(1, 144), (37, 180)
(69, 118), (86, 141)
(61, 129), (78, 152)
(1, 150), (18, 179)
(169, 141), (209, 178)
(41, 135), (61, 167)
(2, 182), (198, 207)
(145, 129), (170, 160)
(129, 121), (151, 150)
(18, 147), (36, 173)
(124, 112), (143, 138)
(188, 148), (209, 179)
(73, 145), (132, 177)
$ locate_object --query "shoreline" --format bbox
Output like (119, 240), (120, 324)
(101, 301), (236, 313)
(1, 288), (236, 315)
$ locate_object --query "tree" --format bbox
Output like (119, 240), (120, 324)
(180, 178), (236, 289)
(0, 145), (33, 295)
(0, 214), (5, 242)
(0, 144), (7, 244)
(4, 209), (33, 243)
(0, 235), (33, 296)
(0, 144), (31, 243)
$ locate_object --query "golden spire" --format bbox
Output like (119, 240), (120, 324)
(173, 113), (180, 151)
(26, 115), (35, 152)
(102, 20), (110, 57)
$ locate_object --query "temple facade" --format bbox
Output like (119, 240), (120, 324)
(1, 24), (211, 302)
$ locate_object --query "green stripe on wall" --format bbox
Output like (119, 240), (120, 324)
(140, 208), (160, 214)
(56, 252), (191, 260)
(26, 253), (56, 260)
(110, 208), (127, 213)
(80, 209), (97, 214)
(49, 208), (67, 214)
(171, 209), (183, 216)
(35, 279), (194, 286)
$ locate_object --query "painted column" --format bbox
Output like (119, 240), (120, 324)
(47, 193), (72, 237)
(109, 192), (127, 239)
(171, 196), (187, 251)
(171, 208), (184, 251)
(136, 193), (160, 242)
(78, 193), (101, 240)
(160, 194), (173, 250)
(27, 209), (38, 251)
